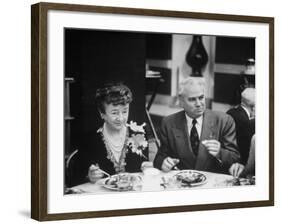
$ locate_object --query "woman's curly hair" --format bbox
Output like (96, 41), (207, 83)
(95, 82), (133, 113)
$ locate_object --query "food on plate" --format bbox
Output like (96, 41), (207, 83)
(104, 173), (141, 191)
(226, 176), (255, 186)
(174, 171), (206, 187)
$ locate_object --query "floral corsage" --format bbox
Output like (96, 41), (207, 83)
(126, 121), (148, 159)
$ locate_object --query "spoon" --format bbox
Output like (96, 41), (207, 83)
(97, 168), (111, 177)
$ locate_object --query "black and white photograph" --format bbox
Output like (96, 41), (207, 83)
(64, 30), (256, 194)
(30, 2), (274, 221)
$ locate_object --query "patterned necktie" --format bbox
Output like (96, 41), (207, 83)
(190, 119), (199, 156)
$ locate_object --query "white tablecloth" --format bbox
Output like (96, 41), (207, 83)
(71, 170), (235, 194)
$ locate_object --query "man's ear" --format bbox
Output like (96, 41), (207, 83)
(178, 95), (183, 107)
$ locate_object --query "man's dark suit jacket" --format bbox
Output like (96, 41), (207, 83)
(241, 135), (255, 177)
(227, 106), (255, 165)
(153, 109), (240, 173)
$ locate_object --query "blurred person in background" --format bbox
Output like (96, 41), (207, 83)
(227, 87), (255, 165)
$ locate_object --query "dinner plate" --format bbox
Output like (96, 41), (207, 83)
(224, 177), (255, 186)
(173, 170), (207, 187)
(102, 173), (142, 191)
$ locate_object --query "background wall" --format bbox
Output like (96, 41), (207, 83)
(0, 0), (280, 223)
(64, 29), (146, 159)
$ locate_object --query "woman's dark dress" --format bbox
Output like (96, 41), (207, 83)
(71, 127), (147, 186)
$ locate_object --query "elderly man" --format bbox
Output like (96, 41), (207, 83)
(227, 87), (255, 165)
(153, 77), (240, 173)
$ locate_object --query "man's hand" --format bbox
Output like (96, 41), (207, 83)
(161, 157), (180, 172)
(202, 139), (221, 157)
(140, 161), (153, 171)
(229, 163), (245, 177)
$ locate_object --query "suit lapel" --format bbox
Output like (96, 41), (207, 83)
(172, 112), (196, 168)
(238, 106), (250, 121)
(196, 110), (216, 170)
(200, 110), (216, 142)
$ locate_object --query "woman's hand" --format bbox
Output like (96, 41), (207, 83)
(229, 163), (245, 178)
(88, 164), (104, 183)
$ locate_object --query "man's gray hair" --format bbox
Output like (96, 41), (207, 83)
(178, 77), (206, 97)
(241, 87), (255, 106)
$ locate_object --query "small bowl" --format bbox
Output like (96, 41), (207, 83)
(143, 167), (160, 176)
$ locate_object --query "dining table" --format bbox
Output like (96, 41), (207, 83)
(69, 169), (248, 194)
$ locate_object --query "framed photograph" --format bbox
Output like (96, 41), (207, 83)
(31, 2), (274, 221)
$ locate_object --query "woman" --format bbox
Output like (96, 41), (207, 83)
(77, 82), (149, 184)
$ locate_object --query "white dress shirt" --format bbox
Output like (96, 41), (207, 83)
(185, 113), (203, 138)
